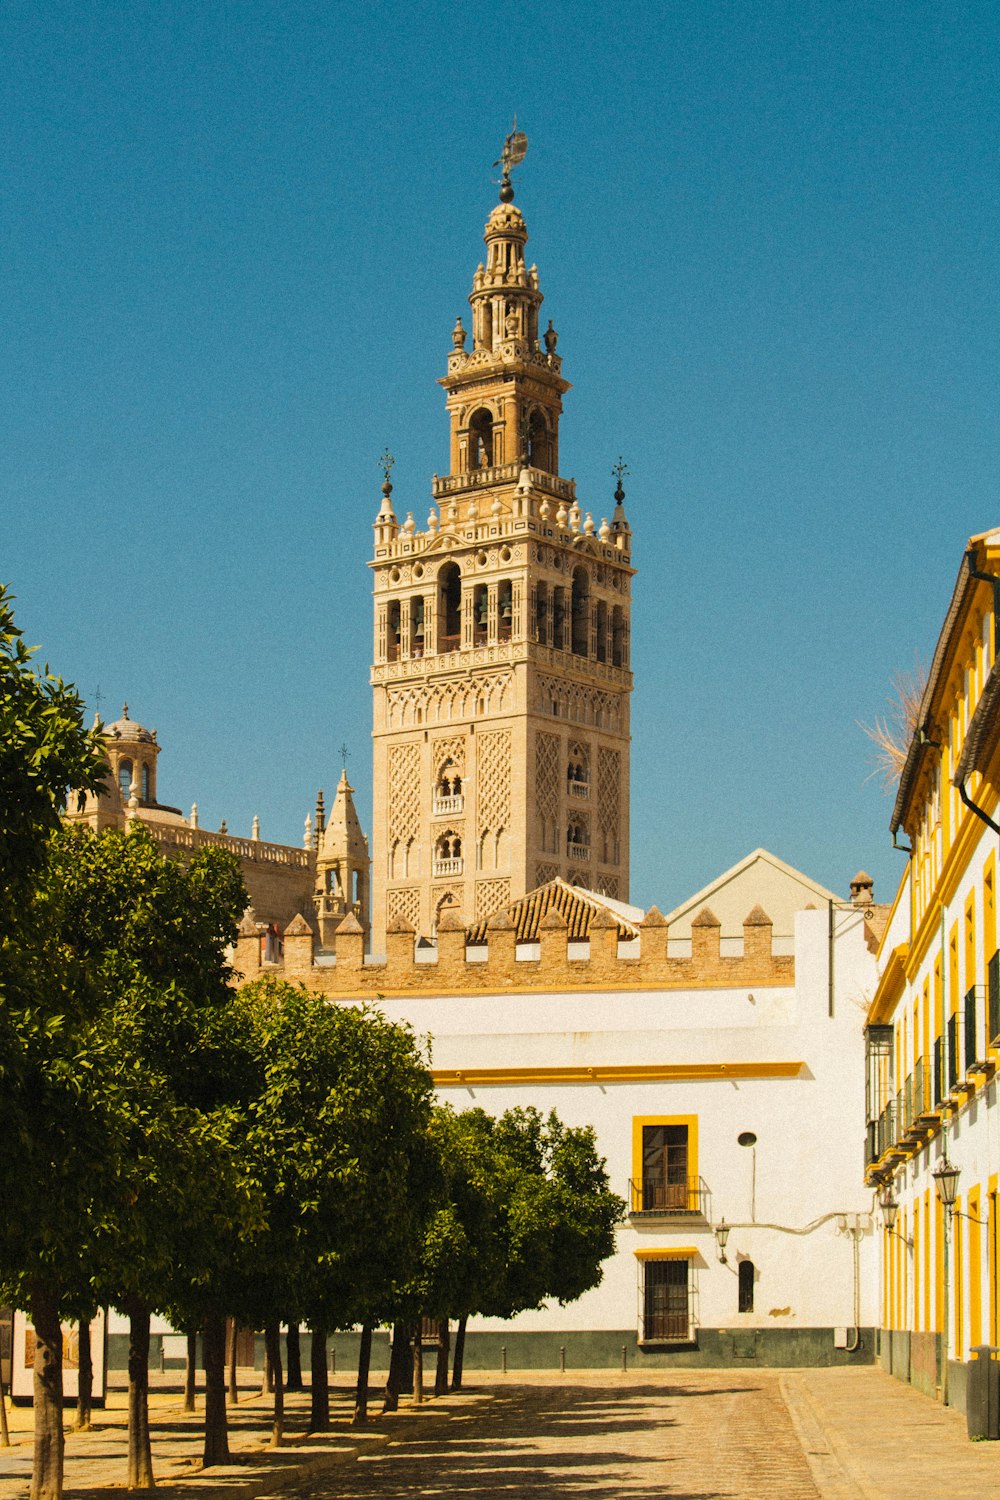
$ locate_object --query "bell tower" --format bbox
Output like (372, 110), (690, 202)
(370, 135), (635, 942)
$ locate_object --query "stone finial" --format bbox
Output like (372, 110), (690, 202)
(743, 905), (773, 961)
(334, 911), (364, 936)
(544, 320), (558, 354)
(691, 905), (721, 961)
(190, 802), (199, 829)
(452, 316), (467, 350)
(251, 815), (261, 841)
(304, 812), (313, 849)
(584, 512), (595, 535)
(386, 914), (417, 935)
(219, 819), (228, 834)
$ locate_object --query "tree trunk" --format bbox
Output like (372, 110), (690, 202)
(434, 1320), (449, 1398)
(412, 1327), (423, 1405)
(74, 1319), (92, 1431)
(352, 1323), (372, 1427)
(125, 1299), (155, 1489)
(381, 1322), (410, 1413)
(226, 1318), (238, 1407)
(183, 1332), (197, 1413)
(202, 1310), (229, 1468)
(263, 1322), (284, 1449)
(309, 1326), (329, 1432)
(451, 1314), (467, 1391)
(261, 1342), (273, 1395)
(29, 1280), (64, 1500)
(285, 1325), (302, 1392)
(0, 1366), (11, 1447)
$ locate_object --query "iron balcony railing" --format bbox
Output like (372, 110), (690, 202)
(965, 985), (979, 1074)
(933, 1035), (946, 1107)
(947, 1012), (960, 1094)
(629, 1176), (707, 1217)
(990, 951), (1000, 1047)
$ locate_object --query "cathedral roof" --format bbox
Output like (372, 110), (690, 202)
(466, 877), (644, 945)
(102, 703), (156, 744)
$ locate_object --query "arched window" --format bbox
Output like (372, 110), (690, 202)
(595, 600), (608, 662)
(571, 567), (590, 657)
(473, 583), (488, 644)
(141, 763), (150, 801)
(535, 582), (550, 645)
(527, 408), (550, 471)
(566, 814), (589, 860)
(118, 759), (133, 800)
(438, 563), (461, 651)
(611, 604), (624, 667)
(498, 579), (513, 641)
(434, 759), (463, 814)
(469, 409), (493, 469)
(552, 587), (567, 651)
(433, 831), (463, 876)
(387, 600), (401, 662)
(567, 743), (589, 796)
(738, 1260), (755, 1314)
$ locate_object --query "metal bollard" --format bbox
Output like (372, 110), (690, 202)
(501, 1345), (507, 1374)
(559, 1345), (566, 1373)
(621, 1345), (628, 1372)
(329, 1347), (336, 1374)
(159, 1341), (166, 1374)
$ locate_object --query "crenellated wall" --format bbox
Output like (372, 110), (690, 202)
(235, 903), (793, 996)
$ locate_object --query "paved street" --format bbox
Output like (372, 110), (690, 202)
(3, 1366), (1000, 1499)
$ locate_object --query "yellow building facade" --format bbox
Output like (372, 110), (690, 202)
(369, 175), (634, 941)
(866, 528), (1000, 1411)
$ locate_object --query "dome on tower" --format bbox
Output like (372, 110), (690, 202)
(103, 704), (156, 744)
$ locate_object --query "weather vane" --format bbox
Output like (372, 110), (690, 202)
(340, 741), (350, 769)
(378, 448), (395, 486)
(612, 457), (630, 495)
(493, 118), (528, 202)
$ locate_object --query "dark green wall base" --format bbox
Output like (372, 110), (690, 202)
(876, 1327), (969, 1415)
(108, 1326), (872, 1373)
(458, 1328), (874, 1370)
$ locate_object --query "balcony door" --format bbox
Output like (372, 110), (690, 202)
(642, 1124), (688, 1211)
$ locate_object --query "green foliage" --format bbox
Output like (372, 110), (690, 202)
(0, 584), (106, 930)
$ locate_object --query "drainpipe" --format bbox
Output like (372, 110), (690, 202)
(956, 778), (1000, 836)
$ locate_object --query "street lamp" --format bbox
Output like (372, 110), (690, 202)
(714, 1219), (730, 1264)
(879, 1191), (912, 1246)
(933, 1157), (960, 1210)
(932, 1156), (960, 1407)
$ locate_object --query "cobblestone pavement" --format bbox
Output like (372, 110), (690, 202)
(304, 1373), (821, 1500)
(4, 1366), (1000, 1499)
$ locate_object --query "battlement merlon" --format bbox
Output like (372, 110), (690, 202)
(235, 903), (795, 996)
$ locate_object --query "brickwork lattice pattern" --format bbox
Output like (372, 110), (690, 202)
(388, 742), (421, 842)
(535, 732), (560, 820)
(387, 887), (420, 928)
(476, 877), (511, 919)
(477, 729), (511, 837)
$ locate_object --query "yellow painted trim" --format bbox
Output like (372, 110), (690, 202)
(907, 796), (999, 977)
(376, 979), (793, 1000)
(633, 1247), (699, 1260)
(631, 1114), (699, 1212)
(432, 1062), (804, 1087)
(875, 873), (908, 963)
(867, 945), (910, 1025)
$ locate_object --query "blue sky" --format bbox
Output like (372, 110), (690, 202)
(4, 1), (999, 915)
